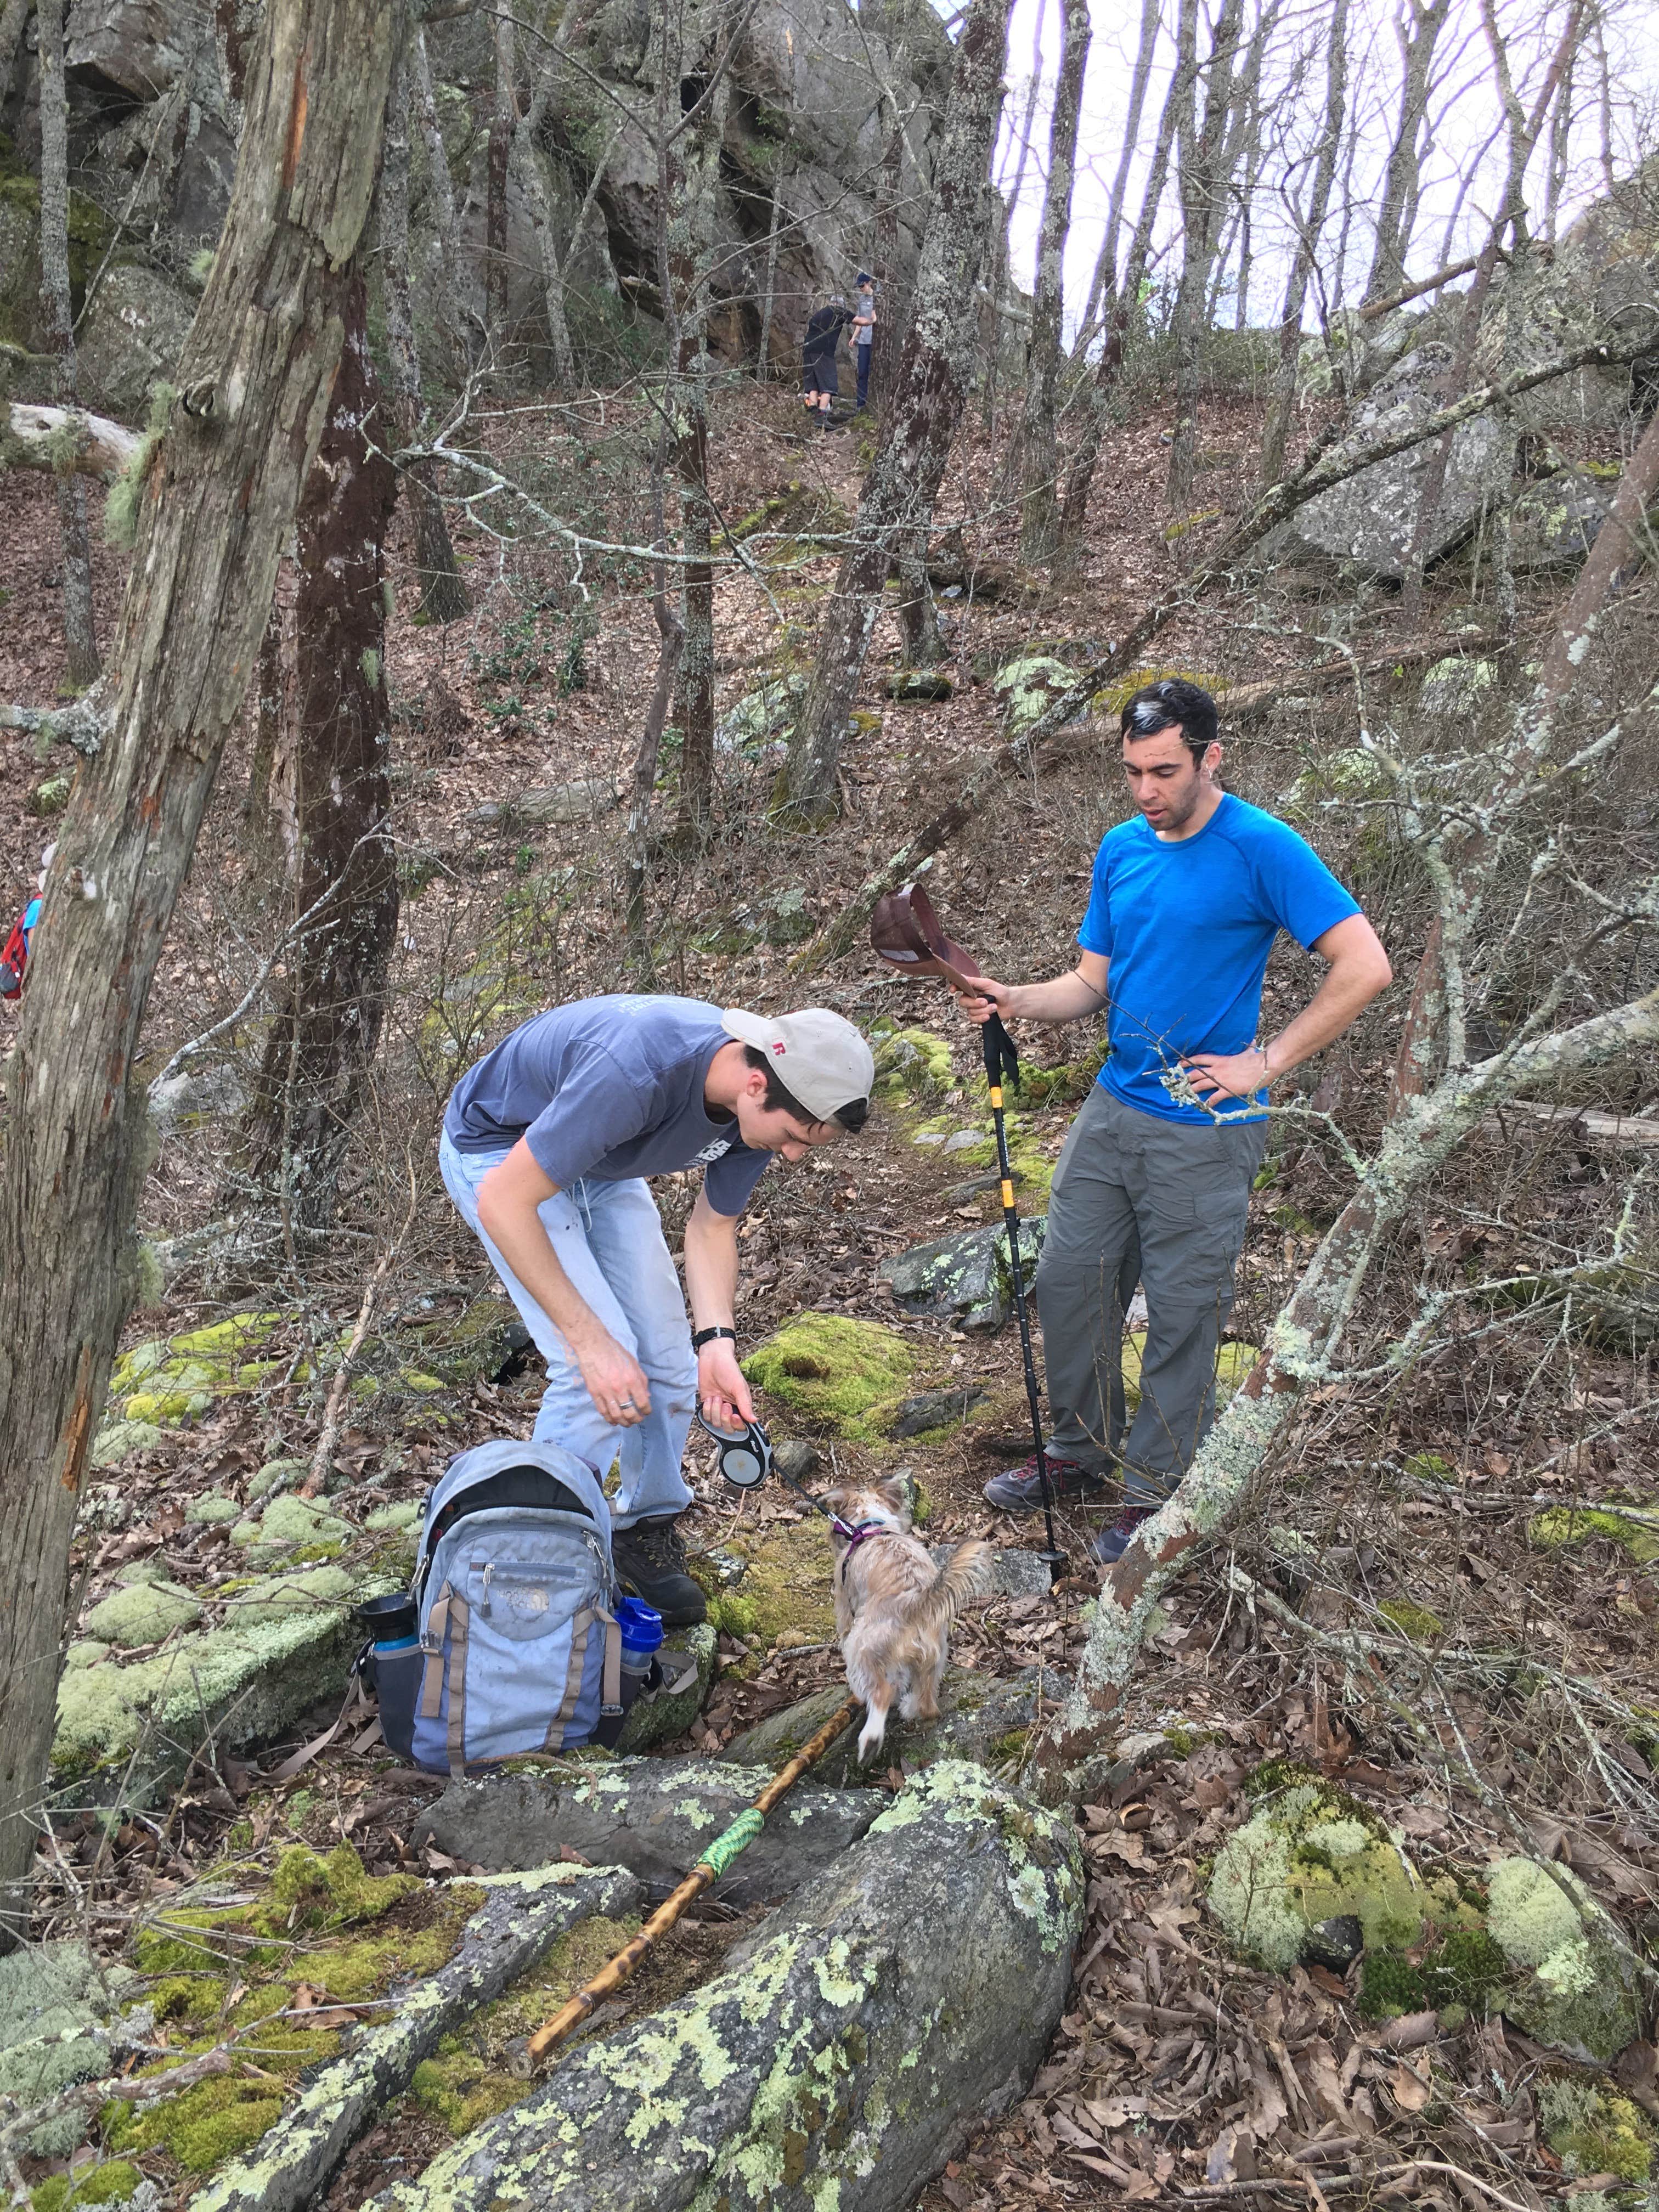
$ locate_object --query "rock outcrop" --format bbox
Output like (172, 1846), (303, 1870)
(370, 1762), (1084, 2212)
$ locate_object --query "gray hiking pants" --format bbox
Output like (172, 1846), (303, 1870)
(1035, 1085), (1268, 1503)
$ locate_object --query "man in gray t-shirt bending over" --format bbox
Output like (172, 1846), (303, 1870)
(441, 996), (874, 1622)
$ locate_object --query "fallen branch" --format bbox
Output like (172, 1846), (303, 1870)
(0, 689), (108, 757)
(1489, 1098), (1659, 1148)
(3, 400), (140, 481)
(300, 1158), (419, 1498)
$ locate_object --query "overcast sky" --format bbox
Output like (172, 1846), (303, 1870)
(986, 0), (1658, 332)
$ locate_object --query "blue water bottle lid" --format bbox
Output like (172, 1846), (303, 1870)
(616, 1596), (665, 1653)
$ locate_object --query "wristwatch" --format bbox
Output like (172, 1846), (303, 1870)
(692, 1326), (737, 1352)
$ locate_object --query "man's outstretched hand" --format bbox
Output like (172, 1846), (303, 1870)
(951, 977), (1015, 1027)
(698, 1338), (755, 1431)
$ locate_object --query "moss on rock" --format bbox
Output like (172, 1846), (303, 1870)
(83, 1580), (202, 1649)
(870, 1025), (955, 1105)
(742, 1314), (916, 1441)
(693, 1517), (837, 1650)
(1208, 1780), (1466, 1972)
(1485, 1855), (1645, 2062)
(1378, 1598), (1443, 1641)
(1530, 1505), (1659, 1564)
(1538, 2078), (1655, 2181)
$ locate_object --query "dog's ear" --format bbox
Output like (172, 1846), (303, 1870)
(820, 1485), (847, 1514)
(875, 1476), (911, 1517)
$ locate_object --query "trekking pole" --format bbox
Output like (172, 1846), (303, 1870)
(979, 1014), (1067, 1584)
(524, 1696), (860, 2065)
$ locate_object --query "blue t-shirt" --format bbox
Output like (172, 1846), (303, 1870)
(1077, 794), (1360, 1124)
(444, 995), (770, 1217)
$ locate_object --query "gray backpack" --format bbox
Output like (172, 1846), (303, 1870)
(393, 1439), (623, 1774)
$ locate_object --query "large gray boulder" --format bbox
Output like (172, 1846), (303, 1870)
(414, 1755), (881, 1905)
(78, 264), (195, 414)
(881, 1218), (1044, 1333)
(1266, 342), (1507, 579)
(371, 1762), (1084, 2212)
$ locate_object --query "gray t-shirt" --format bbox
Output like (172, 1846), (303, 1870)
(443, 995), (770, 1217)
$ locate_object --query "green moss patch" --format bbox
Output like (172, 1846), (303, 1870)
(1378, 1598), (1443, 1641)
(1539, 2078), (1655, 2182)
(692, 1516), (837, 1650)
(83, 1580), (202, 1649)
(870, 1024), (955, 1105)
(1530, 1506), (1659, 1564)
(30, 2157), (144, 2209)
(742, 1314), (916, 1441)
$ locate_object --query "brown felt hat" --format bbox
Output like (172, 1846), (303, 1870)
(869, 883), (985, 996)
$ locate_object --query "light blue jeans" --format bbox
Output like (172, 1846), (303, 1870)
(439, 1132), (697, 1527)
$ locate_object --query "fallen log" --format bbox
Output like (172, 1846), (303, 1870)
(3, 401), (140, 482)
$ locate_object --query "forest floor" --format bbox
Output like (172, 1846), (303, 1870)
(2, 363), (1657, 2211)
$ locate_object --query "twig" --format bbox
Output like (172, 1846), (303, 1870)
(300, 1155), (420, 1499)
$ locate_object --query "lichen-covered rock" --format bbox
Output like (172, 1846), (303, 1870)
(1263, 343), (1506, 579)
(186, 1865), (640, 2212)
(870, 1024), (955, 1104)
(0, 1941), (138, 2156)
(1208, 1779), (1467, 1971)
(742, 1313), (916, 1440)
(1485, 1857), (1647, 2064)
(1538, 2076), (1656, 2182)
(992, 654), (1073, 733)
(888, 1384), (989, 1437)
(89, 1419), (164, 1469)
(415, 1756), (879, 1906)
(371, 1762), (1083, 2212)
(880, 1220), (1044, 1334)
(76, 264), (195, 414)
(1509, 475), (1610, 573)
(725, 1668), (1044, 1787)
(84, 1578), (203, 1648)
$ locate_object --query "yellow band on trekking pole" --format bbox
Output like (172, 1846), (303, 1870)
(1000, 1181), (1015, 1209)
(988, 1085), (1002, 1109)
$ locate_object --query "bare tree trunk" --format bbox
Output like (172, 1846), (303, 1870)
(1017, 0), (1090, 563)
(979, 0), (1042, 445)
(411, 23), (477, 380)
(382, 29), (468, 623)
(487, 1), (516, 340)
(755, 171), (783, 380)
(872, 104), (906, 421)
(1059, 0), (1189, 546)
(778, 0), (1012, 822)
(665, 9), (727, 847)
(1260, 0), (1350, 486)
(516, 12), (612, 393)
(36, 0), (99, 689)
(241, 270), (398, 1237)
(1364, 0), (1453, 303)
(625, 437), (683, 970)
(0, 0), (394, 1948)
(1166, 0), (1244, 512)
(1077, 0), (1160, 347)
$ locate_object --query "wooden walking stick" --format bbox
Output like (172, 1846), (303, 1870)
(524, 1696), (861, 2064)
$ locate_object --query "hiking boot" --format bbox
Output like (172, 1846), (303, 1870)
(982, 1453), (1105, 1514)
(1091, 1504), (1156, 1565)
(612, 1515), (706, 1626)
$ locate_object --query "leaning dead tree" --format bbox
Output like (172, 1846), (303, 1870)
(1035, 404), (1659, 1796)
(36, 0), (99, 686)
(778, 0), (1014, 822)
(0, 0), (396, 1945)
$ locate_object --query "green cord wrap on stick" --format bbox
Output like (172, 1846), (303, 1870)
(699, 1808), (765, 1877)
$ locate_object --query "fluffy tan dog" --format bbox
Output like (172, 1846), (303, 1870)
(824, 1478), (992, 1764)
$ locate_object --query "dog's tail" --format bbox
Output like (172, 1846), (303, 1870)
(905, 1539), (993, 1628)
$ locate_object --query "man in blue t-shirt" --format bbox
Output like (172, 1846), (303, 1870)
(441, 997), (874, 1620)
(958, 679), (1391, 1562)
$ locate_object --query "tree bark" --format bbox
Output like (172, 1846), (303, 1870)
(1059, 0), (1189, 546)
(36, 0), (99, 689)
(872, 117), (905, 422)
(1166, 0), (1244, 512)
(0, 0), (394, 1946)
(411, 23), (478, 381)
(1260, 0), (1350, 487)
(778, 0), (1013, 822)
(239, 269), (399, 1238)
(487, 1), (516, 340)
(755, 170), (783, 381)
(665, 8), (727, 847)
(1076, 0), (1160, 348)
(381, 28), (468, 623)
(0, 0), (31, 116)
(1017, 0), (1090, 563)
(625, 441), (683, 971)
(1364, 0), (1453, 304)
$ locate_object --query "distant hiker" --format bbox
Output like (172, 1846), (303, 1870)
(956, 679), (1391, 1562)
(1, 847), (52, 1002)
(440, 997), (874, 1622)
(853, 273), (876, 410)
(801, 294), (851, 428)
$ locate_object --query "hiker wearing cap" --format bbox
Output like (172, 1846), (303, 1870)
(852, 273), (875, 410)
(957, 679), (1391, 1564)
(802, 295), (851, 428)
(440, 997), (874, 1621)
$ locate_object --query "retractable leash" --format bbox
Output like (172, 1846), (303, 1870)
(870, 882), (1066, 1584)
(695, 1407), (885, 1571)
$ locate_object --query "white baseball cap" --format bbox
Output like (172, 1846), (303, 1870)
(721, 1007), (875, 1123)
